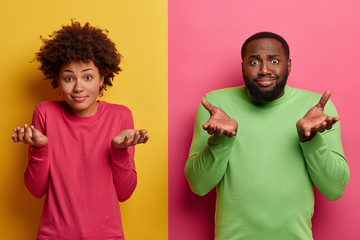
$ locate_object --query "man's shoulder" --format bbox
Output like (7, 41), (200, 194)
(289, 87), (333, 104)
(289, 86), (321, 98)
(205, 86), (245, 100)
(288, 86), (337, 113)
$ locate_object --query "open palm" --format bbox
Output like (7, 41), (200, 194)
(201, 99), (238, 138)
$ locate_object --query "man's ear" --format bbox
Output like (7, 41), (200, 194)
(288, 59), (292, 74)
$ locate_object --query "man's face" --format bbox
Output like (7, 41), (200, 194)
(242, 38), (291, 102)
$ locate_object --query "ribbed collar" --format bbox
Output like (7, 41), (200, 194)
(59, 100), (104, 122)
(242, 85), (295, 108)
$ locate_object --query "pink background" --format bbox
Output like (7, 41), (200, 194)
(169, 1), (360, 239)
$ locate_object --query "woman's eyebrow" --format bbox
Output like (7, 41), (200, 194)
(81, 68), (95, 72)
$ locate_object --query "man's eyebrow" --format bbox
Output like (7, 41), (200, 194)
(248, 54), (260, 58)
(267, 54), (280, 58)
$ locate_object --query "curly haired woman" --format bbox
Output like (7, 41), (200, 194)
(11, 21), (148, 239)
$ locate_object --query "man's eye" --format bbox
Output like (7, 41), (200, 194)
(271, 59), (279, 64)
(251, 60), (259, 65)
(85, 76), (92, 81)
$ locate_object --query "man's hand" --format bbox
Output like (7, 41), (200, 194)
(112, 129), (149, 149)
(296, 90), (339, 142)
(201, 99), (238, 138)
(11, 124), (48, 147)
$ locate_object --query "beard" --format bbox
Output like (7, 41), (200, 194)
(243, 70), (289, 102)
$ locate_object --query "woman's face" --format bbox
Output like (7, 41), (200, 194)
(58, 61), (104, 117)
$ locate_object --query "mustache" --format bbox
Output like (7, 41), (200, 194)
(253, 75), (279, 81)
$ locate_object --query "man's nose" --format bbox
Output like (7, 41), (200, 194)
(259, 63), (271, 75)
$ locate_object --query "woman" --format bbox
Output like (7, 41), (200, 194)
(11, 21), (148, 239)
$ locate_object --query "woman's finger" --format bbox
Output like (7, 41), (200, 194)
(17, 127), (24, 142)
(23, 124), (33, 143)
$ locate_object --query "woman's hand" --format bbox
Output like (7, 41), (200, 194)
(112, 129), (149, 149)
(11, 124), (48, 147)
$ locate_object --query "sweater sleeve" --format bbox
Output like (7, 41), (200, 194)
(24, 107), (50, 198)
(300, 101), (349, 201)
(185, 96), (236, 196)
(110, 110), (137, 202)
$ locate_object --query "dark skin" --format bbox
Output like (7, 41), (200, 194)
(202, 38), (338, 142)
(242, 38), (291, 100)
(201, 98), (238, 137)
(296, 90), (339, 142)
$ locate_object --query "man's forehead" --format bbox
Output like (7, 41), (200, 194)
(244, 38), (285, 57)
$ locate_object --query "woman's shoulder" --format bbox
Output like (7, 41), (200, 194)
(35, 101), (62, 113)
(100, 101), (133, 116)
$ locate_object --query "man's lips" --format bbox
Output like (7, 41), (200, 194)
(254, 77), (277, 87)
(71, 96), (88, 102)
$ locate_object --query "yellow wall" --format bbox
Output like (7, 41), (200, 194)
(0, 1), (167, 239)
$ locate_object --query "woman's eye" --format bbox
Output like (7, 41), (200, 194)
(85, 76), (92, 81)
(251, 60), (259, 65)
(64, 77), (73, 82)
(271, 59), (279, 64)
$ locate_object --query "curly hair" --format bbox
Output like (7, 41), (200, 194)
(36, 20), (122, 91)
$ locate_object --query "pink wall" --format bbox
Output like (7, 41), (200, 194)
(169, 1), (360, 239)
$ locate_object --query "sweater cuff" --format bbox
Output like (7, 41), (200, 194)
(30, 143), (49, 162)
(299, 133), (326, 153)
(208, 133), (236, 147)
(111, 144), (131, 162)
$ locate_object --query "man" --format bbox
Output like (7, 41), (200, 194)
(185, 32), (349, 240)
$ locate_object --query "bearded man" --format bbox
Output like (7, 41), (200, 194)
(185, 32), (349, 240)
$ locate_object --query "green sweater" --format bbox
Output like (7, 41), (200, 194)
(185, 86), (349, 240)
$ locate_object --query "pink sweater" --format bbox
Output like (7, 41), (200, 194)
(25, 101), (137, 239)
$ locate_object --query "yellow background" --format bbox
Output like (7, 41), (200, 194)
(0, 1), (167, 239)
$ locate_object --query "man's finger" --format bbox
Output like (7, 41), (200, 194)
(316, 90), (331, 110)
(207, 124), (215, 135)
(214, 128), (223, 136)
(201, 98), (216, 115)
(226, 131), (237, 138)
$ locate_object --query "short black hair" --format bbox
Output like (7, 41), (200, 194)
(241, 32), (290, 60)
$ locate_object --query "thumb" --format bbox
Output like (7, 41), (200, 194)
(316, 90), (331, 110)
(201, 98), (216, 115)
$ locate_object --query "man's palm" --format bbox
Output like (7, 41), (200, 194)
(201, 99), (238, 138)
(296, 90), (339, 142)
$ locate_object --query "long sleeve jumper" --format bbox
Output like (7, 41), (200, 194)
(185, 86), (349, 240)
(25, 100), (137, 239)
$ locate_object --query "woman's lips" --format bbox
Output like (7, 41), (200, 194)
(72, 96), (87, 102)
